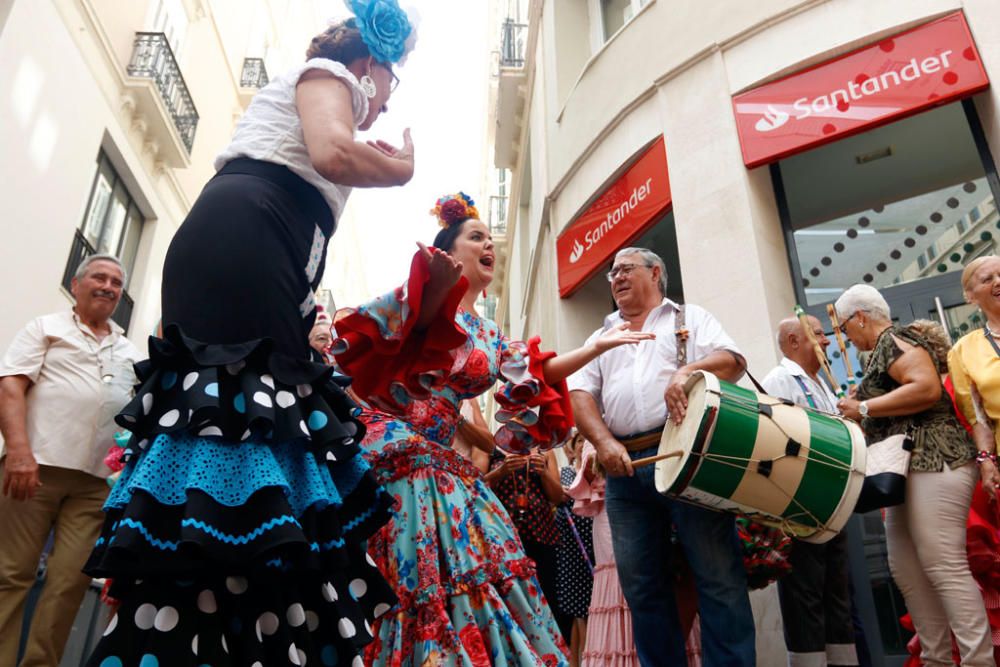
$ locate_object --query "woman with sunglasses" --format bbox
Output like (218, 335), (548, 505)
(82, 2), (419, 665)
(834, 284), (992, 667)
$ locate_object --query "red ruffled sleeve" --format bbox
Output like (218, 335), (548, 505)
(332, 250), (468, 411)
(493, 336), (574, 454)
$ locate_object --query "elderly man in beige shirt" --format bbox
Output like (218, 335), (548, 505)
(0, 254), (141, 667)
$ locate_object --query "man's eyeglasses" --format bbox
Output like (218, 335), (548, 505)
(606, 263), (650, 282)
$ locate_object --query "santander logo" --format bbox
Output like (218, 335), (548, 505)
(755, 105), (789, 132)
(752, 49), (955, 134)
(568, 177), (653, 265)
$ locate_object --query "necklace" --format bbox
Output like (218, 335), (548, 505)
(514, 458), (531, 519)
(985, 326), (1000, 360)
(74, 314), (115, 384)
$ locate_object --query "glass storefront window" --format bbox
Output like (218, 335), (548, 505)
(778, 101), (1000, 306)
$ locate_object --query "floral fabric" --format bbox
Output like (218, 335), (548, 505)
(334, 272), (571, 666)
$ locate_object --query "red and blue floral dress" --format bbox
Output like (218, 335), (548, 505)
(333, 253), (572, 666)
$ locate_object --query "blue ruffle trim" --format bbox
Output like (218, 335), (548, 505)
(106, 433), (370, 516)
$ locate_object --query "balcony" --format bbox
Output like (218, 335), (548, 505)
(488, 195), (508, 236)
(500, 19), (526, 68)
(123, 32), (199, 168)
(494, 19), (528, 169)
(62, 230), (134, 332)
(238, 57), (270, 108)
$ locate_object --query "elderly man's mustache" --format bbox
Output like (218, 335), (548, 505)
(92, 290), (117, 300)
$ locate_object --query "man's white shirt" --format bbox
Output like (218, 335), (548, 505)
(567, 298), (741, 436)
(0, 311), (141, 477)
(760, 357), (839, 414)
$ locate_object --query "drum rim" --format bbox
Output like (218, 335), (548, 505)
(655, 371), (721, 495)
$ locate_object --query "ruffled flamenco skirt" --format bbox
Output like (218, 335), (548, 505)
(358, 411), (569, 667)
(581, 512), (638, 667)
(83, 327), (396, 667)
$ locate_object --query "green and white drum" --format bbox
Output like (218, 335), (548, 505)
(654, 371), (867, 544)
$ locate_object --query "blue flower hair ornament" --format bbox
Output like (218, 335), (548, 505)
(345, 0), (415, 65)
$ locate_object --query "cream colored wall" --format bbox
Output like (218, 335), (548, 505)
(507, 0), (1000, 371)
(0, 0), (158, 348)
(0, 0), (335, 352)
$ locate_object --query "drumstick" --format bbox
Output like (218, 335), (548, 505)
(795, 305), (843, 398)
(631, 450), (684, 468)
(826, 304), (856, 385)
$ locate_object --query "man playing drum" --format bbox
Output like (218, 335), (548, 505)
(568, 248), (756, 667)
(761, 316), (859, 667)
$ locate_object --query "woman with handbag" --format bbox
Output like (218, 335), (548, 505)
(834, 284), (993, 667)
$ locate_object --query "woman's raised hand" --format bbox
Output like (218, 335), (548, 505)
(593, 322), (655, 353)
(367, 128), (414, 182)
(417, 241), (463, 291)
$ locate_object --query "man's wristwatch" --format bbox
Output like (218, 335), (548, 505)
(858, 401), (870, 418)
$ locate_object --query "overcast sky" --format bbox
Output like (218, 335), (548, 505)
(319, 0), (492, 307)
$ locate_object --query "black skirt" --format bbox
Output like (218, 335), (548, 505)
(85, 159), (395, 667)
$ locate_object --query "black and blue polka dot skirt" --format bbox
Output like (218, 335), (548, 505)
(84, 160), (396, 666)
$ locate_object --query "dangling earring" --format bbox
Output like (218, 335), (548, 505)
(360, 74), (377, 98)
(482, 289), (487, 299)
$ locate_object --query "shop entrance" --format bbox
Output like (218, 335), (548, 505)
(771, 97), (1000, 665)
(632, 210), (685, 304)
(774, 98), (998, 329)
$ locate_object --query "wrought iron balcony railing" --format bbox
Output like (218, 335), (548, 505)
(127, 32), (199, 153)
(240, 57), (270, 89)
(62, 230), (134, 332)
(500, 19), (527, 68)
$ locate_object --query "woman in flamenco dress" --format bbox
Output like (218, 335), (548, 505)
(332, 193), (654, 666)
(82, 2), (420, 665)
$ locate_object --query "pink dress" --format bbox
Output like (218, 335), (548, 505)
(567, 444), (702, 667)
(567, 445), (639, 667)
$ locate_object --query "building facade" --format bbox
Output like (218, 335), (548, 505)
(491, 0), (1000, 664)
(0, 0), (335, 350)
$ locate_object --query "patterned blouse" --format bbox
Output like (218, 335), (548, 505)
(490, 452), (560, 545)
(857, 325), (977, 472)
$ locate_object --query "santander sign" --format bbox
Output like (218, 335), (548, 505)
(557, 137), (671, 297)
(733, 12), (989, 167)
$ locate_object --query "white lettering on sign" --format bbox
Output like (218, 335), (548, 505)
(574, 178), (653, 262)
(756, 50), (954, 133)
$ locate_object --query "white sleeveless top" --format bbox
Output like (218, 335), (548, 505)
(214, 58), (369, 225)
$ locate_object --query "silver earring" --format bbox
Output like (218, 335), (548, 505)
(360, 75), (377, 98)
(860, 322), (865, 328)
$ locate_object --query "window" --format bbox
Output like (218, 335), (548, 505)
(775, 101), (1000, 307)
(63, 151), (145, 330)
(596, 0), (649, 42)
(148, 0), (187, 55)
(79, 152), (144, 279)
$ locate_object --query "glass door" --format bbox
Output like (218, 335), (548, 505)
(772, 95), (1000, 666)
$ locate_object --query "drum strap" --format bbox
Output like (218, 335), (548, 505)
(675, 304), (688, 368)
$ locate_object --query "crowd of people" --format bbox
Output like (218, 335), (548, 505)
(0, 1), (998, 666)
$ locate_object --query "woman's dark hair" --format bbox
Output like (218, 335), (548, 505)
(306, 19), (373, 64)
(432, 218), (473, 253)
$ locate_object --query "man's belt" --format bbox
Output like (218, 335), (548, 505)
(613, 426), (666, 452)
